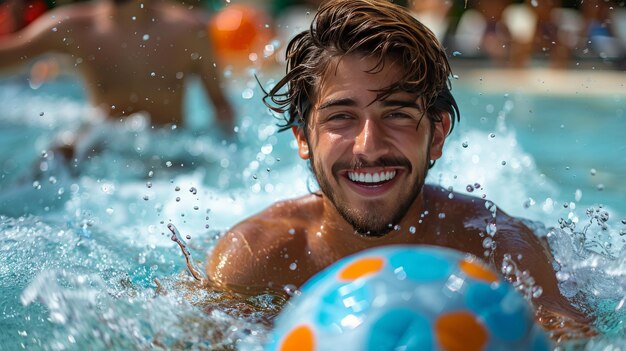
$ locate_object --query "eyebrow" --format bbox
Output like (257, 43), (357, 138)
(317, 97), (422, 111)
(317, 98), (357, 110)
(381, 99), (422, 110)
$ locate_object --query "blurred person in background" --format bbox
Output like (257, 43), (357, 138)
(475, 0), (512, 64)
(408, 0), (453, 44)
(0, 0), (234, 162)
(453, 0), (513, 65)
(581, 0), (626, 69)
(508, 0), (572, 68)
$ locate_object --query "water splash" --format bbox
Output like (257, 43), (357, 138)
(500, 254), (543, 301)
(167, 223), (205, 282)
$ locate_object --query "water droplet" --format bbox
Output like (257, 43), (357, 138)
(150, 72), (156, 77)
(288, 228), (296, 235)
(575, 189), (582, 201)
(621, 219), (626, 225)
(146, 181), (152, 188)
(143, 195), (149, 201)
(531, 0), (538, 7)
(462, 141), (469, 148)
(438, 213), (446, 219)
(48, 176), (57, 184)
(482, 237), (493, 249)
(142, 34), (150, 41)
(283, 284), (300, 297)
(106, 208), (114, 215)
(474, 183), (481, 189)
(452, 51), (462, 57)
(193, 206), (199, 210)
(189, 187), (197, 195)
(532, 286), (543, 298)
(466, 184), (474, 192)
(501, 161), (507, 166)
(175, 186), (180, 191)
(486, 222), (497, 236)
(241, 88), (254, 99)
(176, 197), (181, 202)
(590, 168), (597, 176)
(148, 171), (154, 177)
(489, 133), (496, 139)
(39, 112), (44, 116)
(166, 161), (172, 167)
(597, 184), (605, 191)
(186, 235), (191, 240)
(289, 262), (297, 270)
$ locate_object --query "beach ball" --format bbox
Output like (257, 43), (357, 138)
(267, 245), (550, 351)
(208, 4), (273, 67)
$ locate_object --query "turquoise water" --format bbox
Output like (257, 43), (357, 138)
(0, 72), (624, 350)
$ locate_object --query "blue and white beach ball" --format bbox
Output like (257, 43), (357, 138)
(266, 245), (550, 351)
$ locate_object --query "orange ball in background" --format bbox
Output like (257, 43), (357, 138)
(208, 4), (274, 69)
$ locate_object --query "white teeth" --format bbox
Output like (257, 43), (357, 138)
(348, 170), (396, 183)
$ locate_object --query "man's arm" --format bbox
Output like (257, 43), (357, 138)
(0, 7), (74, 69)
(191, 24), (235, 136)
(493, 219), (596, 339)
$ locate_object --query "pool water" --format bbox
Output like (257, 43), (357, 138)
(0, 69), (624, 350)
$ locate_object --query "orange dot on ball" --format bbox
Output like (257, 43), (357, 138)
(280, 325), (315, 351)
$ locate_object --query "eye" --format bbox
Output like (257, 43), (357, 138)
(387, 112), (413, 119)
(327, 113), (353, 121)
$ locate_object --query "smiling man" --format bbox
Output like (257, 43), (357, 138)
(207, 0), (593, 338)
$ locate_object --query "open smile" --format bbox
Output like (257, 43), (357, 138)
(347, 170), (397, 184)
(341, 168), (402, 196)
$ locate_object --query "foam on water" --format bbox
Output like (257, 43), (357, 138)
(0, 77), (624, 350)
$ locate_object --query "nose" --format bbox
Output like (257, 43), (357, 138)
(352, 119), (389, 161)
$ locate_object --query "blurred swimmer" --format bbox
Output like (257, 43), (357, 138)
(0, 0), (234, 130)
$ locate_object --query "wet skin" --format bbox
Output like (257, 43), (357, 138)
(207, 55), (594, 338)
(0, 0), (233, 128)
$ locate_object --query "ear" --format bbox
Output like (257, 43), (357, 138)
(429, 113), (451, 161)
(292, 126), (310, 160)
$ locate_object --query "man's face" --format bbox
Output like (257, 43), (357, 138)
(293, 54), (447, 236)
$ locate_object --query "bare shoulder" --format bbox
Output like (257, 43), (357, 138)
(17, 2), (95, 34)
(49, 2), (99, 25)
(154, 2), (207, 27)
(424, 184), (492, 219)
(425, 186), (590, 323)
(206, 194), (321, 292)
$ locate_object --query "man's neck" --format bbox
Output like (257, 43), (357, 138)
(313, 189), (430, 258)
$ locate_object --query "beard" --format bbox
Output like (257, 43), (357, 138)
(310, 152), (429, 237)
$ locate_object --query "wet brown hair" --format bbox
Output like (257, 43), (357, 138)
(263, 0), (459, 137)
